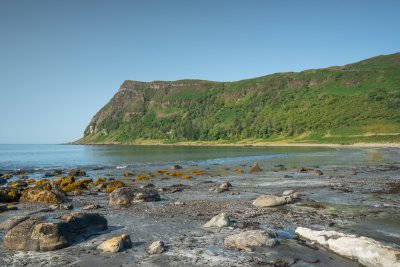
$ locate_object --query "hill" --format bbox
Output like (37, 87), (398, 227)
(75, 53), (400, 145)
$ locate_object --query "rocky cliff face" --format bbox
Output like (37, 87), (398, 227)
(77, 53), (400, 144)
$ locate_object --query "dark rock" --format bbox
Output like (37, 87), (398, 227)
(0, 187), (21, 202)
(0, 177), (7, 185)
(171, 165), (182, 170)
(109, 187), (161, 206)
(4, 213), (107, 251)
(0, 205), (18, 213)
(68, 169), (86, 177)
(44, 169), (63, 177)
(141, 183), (155, 189)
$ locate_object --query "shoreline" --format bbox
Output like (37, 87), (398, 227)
(71, 140), (400, 148)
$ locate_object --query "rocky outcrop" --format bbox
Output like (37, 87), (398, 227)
(295, 227), (400, 267)
(224, 230), (277, 251)
(203, 213), (231, 228)
(252, 191), (299, 207)
(4, 213), (107, 251)
(109, 187), (161, 206)
(98, 234), (132, 253)
(20, 188), (67, 204)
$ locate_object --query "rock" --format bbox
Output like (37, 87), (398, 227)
(0, 177), (7, 184)
(249, 163), (262, 173)
(148, 240), (165, 254)
(282, 189), (295, 196)
(9, 179), (28, 188)
(252, 192), (299, 207)
(224, 230), (277, 251)
(98, 234), (132, 253)
(220, 182), (232, 189)
(109, 187), (161, 207)
(295, 227), (400, 267)
(4, 213), (107, 251)
(283, 175), (293, 178)
(171, 165), (182, 170)
(314, 170), (324, 176)
(20, 188), (68, 204)
(82, 203), (100, 210)
(0, 215), (29, 231)
(49, 203), (73, 210)
(140, 183), (155, 189)
(203, 213), (231, 228)
(68, 169), (86, 177)
(0, 205), (18, 213)
(0, 187), (21, 202)
(44, 169), (63, 177)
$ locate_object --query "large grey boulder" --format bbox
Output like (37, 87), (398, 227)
(296, 227), (400, 267)
(4, 212), (107, 251)
(224, 230), (277, 251)
(252, 191), (299, 207)
(109, 187), (161, 206)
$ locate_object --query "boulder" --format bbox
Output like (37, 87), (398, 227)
(171, 165), (182, 170)
(109, 187), (161, 206)
(249, 163), (262, 173)
(98, 234), (132, 253)
(44, 169), (63, 177)
(203, 213), (231, 228)
(252, 192), (299, 207)
(148, 240), (165, 254)
(0, 215), (29, 231)
(68, 169), (86, 177)
(296, 227), (400, 267)
(224, 230), (277, 251)
(20, 188), (67, 204)
(9, 179), (28, 188)
(4, 213), (107, 251)
(0, 187), (21, 202)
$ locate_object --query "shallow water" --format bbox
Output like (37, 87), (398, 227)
(0, 144), (394, 171)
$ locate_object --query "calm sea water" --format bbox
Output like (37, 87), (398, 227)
(0, 144), (387, 171)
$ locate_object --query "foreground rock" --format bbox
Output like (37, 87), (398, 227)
(109, 187), (161, 206)
(98, 234), (132, 253)
(4, 213), (107, 251)
(0, 216), (29, 231)
(20, 188), (68, 204)
(203, 213), (231, 228)
(148, 240), (165, 254)
(296, 227), (400, 267)
(224, 230), (277, 251)
(252, 191), (299, 207)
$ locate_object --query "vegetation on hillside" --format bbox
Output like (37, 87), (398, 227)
(77, 53), (400, 145)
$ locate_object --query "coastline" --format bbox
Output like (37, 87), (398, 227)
(72, 139), (400, 148)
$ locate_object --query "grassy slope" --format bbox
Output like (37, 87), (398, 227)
(76, 53), (400, 145)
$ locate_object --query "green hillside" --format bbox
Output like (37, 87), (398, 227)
(76, 53), (400, 145)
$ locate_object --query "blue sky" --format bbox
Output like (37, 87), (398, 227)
(0, 0), (399, 144)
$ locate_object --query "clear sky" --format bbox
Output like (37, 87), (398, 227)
(0, 0), (399, 144)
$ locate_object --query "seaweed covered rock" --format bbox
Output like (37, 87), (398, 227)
(109, 187), (161, 206)
(4, 213), (107, 251)
(249, 163), (262, 173)
(68, 169), (86, 177)
(20, 188), (67, 204)
(0, 187), (22, 202)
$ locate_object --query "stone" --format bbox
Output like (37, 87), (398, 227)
(0, 177), (7, 185)
(295, 227), (400, 267)
(252, 192), (299, 207)
(220, 182), (232, 189)
(0, 187), (21, 202)
(148, 240), (165, 254)
(249, 163), (262, 173)
(49, 203), (73, 210)
(44, 169), (63, 177)
(314, 170), (324, 176)
(4, 213), (107, 251)
(203, 213), (231, 228)
(224, 230), (277, 251)
(109, 187), (161, 207)
(171, 165), (182, 170)
(98, 234), (132, 253)
(68, 169), (86, 177)
(9, 179), (28, 188)
(20, 188), (68, 204)
(0, 215), (29, 231)
(82, 204), (100, 210)
(282, 189), (295, 196)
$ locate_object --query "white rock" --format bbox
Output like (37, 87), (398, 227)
(148, 240), (165, 254)
(203, 213), (231, 228)
(296, 227), (400, 267)
(282, 189), (295, 196)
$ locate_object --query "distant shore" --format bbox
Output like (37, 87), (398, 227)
(72, 140), (400, 148)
